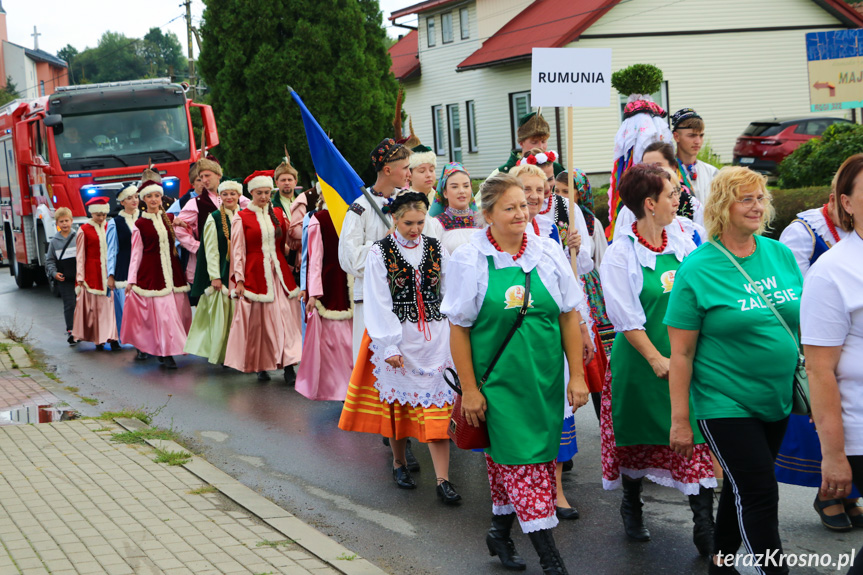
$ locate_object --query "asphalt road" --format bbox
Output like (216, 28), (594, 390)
(2, 273), (860, 575)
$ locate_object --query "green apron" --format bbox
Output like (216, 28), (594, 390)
(610, 248), (704, 446)
(470, 257), (563, 465)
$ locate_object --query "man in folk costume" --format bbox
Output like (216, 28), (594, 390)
(107, 185), (139, 348)
(225, 171), (302, 383)
(493, 111), (565, 178)
(671, 108), (719, 205)
(72, 197), (119, 350)
(272, 152), (298, 215)
(176, 155), (249, 286)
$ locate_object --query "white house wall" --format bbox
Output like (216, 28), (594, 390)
(399, 0), (853, 178)
(476, 0), (533, 40)
(3, 42), (38, 99)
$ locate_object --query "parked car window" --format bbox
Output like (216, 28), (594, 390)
(743, 122), (783, 137)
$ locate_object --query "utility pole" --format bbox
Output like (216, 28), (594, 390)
(181, 0), (195, 98)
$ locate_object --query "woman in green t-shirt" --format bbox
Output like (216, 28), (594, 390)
(667, 166), (802, 575)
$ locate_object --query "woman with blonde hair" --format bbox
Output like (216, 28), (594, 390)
(668, 166), (802, 574)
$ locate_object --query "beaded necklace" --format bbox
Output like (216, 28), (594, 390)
(532, 219), (540, 236)
(486, 228), (528, 261)
(822, 204), (842, 244)
(539, 195), (553, 215)
(631, 222), (668, 253)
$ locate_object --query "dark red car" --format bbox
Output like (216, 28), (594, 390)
(732, 117), (853, 174)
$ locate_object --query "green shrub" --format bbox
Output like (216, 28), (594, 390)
(698, 141), (724, 170)
(611, 64), (664, 96)
(777, 123), (863, 189)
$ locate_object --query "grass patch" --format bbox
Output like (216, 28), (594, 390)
(55, 400), (70, 408)
(337, 553), (357, 561)
(111, 427), (178, 445)
(95, 409), (154, 425)
(0, 343), (9, 353)
(187, 485), (218, 495)
(92, 427), (113, 432)
(80, 396), (99, 406)
(152, 448), (192, 466)
(255, 539), (293, 548)
(0, 314), (32, 343)
(64, 386), (79, 393)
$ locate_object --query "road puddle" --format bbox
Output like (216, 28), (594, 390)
(0, 404), (79, 425)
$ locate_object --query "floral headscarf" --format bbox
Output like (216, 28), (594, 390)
(429, 162), (476, 217)
(562, 169), (596, 236)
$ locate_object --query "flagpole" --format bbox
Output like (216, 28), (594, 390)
(361, 186), (392, 229)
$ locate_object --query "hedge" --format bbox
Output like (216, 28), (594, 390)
(777, 123), (863, 189)
(591, 186), (830, 240)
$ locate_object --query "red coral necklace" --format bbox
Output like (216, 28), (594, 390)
(487, 228), (528, 261)
(631, 222), (667, 253)
(822, 204), (842, 244)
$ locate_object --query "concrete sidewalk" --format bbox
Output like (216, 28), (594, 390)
(0, 345), (387, 575)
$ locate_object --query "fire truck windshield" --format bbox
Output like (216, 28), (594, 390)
(54, 105), (190, 171)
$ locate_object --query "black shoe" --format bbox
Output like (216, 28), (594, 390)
(562, 459), (574, 473)
(814, 495), (853, 532)
(486, 513), (526, 571)
(134, 350), (148, 361)
(66, 331), (76, 345)
(283, 364), (296, 385)
(163, 356), (177, 370)
(382, 437), (390, 447)
(844, 500), (863, 528)
(109, 340), (121, 351)
(157, 356), (165, 364)
(392, 465), (416, 489)
(556, 506), (579, 520)
(257, 371), (271, 382)
(405, 440), (420, 472)
(95, 343), (104, 351)
(620, 476), (650, 542)
(436, 480), (462, 505)
(688, 487), (715, 556)
(527, 528), (569, 574)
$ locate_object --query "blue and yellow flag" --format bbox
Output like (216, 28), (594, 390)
(290, 89), (363, 235)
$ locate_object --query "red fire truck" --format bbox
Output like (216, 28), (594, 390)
(0, 78), (218, 288)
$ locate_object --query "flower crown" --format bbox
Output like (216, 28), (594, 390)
(517, 150), (557, 167)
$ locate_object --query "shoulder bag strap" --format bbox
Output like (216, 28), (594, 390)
(708, 238), (799, 351)
(58, 231), (75, 260)
(478, 270), (531, 388)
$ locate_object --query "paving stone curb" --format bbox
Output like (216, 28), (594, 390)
(114, 417), (388, 575)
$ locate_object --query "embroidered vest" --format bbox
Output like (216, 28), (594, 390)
(80, 222), (107, 295)
(313, 210), (350, 312)
(190, 208), (234, 297)
(376, 234), (444, 324)
(113, 211), (137, 283)
(235, 206), (296, 302)
(134, 213), (188, 296)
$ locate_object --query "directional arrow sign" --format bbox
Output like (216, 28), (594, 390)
(813, 81), (836, 97)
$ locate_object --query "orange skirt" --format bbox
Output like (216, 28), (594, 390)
(338, 331), (452, 443)
(585, 324), (609, 394)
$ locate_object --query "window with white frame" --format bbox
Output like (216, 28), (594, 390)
(447, 104), (463, 163)
(432, 105), (445, 155)
(509, 91), (531, 148)
(618, 81), (670, 127)
(466, 100), (478, 152)
(427, 16), (436, 47)
(442, 12), (453, 44)
(460, 8), (470, 39)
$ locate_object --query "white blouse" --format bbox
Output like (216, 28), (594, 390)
(613, 205), (704, 246)
(442, 229), (586, 328)
(535, 195), (594, 275)
(599, 220), (696, 332)
(779, 207), (850, 276)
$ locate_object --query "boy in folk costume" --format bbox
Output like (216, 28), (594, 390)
(106, 185), (139, 347)
(494, 111), (565, 178)
(671, 108), (718, 205)
(72, 197), (119, 350)
(225, 172), (302, 383)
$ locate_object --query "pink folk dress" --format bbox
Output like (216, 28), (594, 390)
(120, 211), (192, 357)
(295, 210), (353, 401)
(72, 220), (118, 345)
(224, 203), (302, 373)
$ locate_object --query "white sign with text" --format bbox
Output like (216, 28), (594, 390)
(530, 48), (612, 108)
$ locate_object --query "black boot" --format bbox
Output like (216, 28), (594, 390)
(527, 529), (569, 575)
(620, 476), (650, 542)
(486, 513), (526, 571)
(688, 487), (715, 557)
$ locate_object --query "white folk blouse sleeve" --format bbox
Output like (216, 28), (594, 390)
(779, 220), (814, 276)
(572, 206), (594, 275)
(126, 228), (143, 286)
(363, 243), (404, 359)
(600, 239), (646, 331)
(203, 217), (221, 282)
(441, 242), (487, 328)
(545, 238), (583, 314)
(229, 212), (247, 285)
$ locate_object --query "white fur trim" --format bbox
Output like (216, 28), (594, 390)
(82, 220), (109, 296)
(88, 204), (110, 214)
(218, 181), (243, 194)
(114, 281), (127, 289)
(75, 286), (81, 295)
(139, 184), (163, 197)
(240, 202), (286, 303)
(203, 285), (230, 296)
(247, 176), (274, 192)
(133, 211), (188, 297)
(314, 274), (354, 319)
(117, 185), (138, 203)
(119, 209), (139, 234)
(409, 150), (437, 170)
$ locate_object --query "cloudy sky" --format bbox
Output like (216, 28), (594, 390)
(6, 0), (416, 57)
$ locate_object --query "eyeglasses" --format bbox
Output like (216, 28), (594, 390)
(670, 186), (682, 199)
(735, 196), (767, 207)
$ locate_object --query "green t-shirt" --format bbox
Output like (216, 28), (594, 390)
(663, 236), (803, 422)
